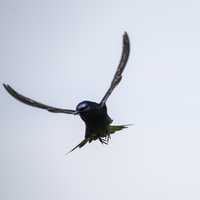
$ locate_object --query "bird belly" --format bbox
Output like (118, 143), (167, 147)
(85, 122), (109, 139)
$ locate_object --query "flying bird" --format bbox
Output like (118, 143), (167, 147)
(3, 32), (131, 153)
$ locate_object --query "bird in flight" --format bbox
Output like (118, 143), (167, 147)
(3, 32), (131, 153)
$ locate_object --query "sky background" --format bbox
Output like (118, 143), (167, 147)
(1, 0), (200, 199)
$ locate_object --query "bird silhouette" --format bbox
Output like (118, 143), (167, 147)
(3, 32), (131, 153)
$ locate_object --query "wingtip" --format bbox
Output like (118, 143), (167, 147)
(123, 31), (130, 44)
(3, 83), (7, 88)
(123, 31), (128, 36)
(3, 83), (13, 93)
(3, 83), (9, 90)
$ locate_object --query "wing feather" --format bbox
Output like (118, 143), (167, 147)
(100, 32), (130, 106)
(3, 84), (76, 114)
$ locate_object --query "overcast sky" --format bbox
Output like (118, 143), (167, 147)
(1, 0), (200, 199)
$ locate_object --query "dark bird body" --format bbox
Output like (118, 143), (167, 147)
(3, 32), (131, 153)
(77, 101), (112, 139)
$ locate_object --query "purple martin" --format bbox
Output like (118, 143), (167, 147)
(3, 32), (131, 153)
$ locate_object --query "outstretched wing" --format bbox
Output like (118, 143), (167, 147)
(3, 84), (77, 114)
(100, 32), (130, 106)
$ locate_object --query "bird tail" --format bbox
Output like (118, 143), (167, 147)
(66, 138), (89, 155)
(109, 124), (132, 134)
(66, 124), (132, 154)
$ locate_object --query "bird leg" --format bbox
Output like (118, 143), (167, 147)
(99, 137), (108, 144)
(106, 134), (111, 142)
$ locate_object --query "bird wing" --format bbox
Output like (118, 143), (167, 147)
(100, 32), (130, 106)
(3, 84), (77, 114)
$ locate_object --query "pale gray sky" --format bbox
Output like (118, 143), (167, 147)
(1, 0), (200, 200)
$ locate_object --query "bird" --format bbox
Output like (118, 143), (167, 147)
(3, 32), (131, 153)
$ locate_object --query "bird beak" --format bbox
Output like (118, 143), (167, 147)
(74, 111), (79, 115)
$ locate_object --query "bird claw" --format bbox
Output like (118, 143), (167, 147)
(99, 137), (108, 144)
(99, 134), (111, 145)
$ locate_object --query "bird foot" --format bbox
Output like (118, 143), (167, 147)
(99, 134), (111, 145)
(99, 137), (108, 144)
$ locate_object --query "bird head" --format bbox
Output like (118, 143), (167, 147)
(75, 101), (104, 121)
(76, 101), (91, 113)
